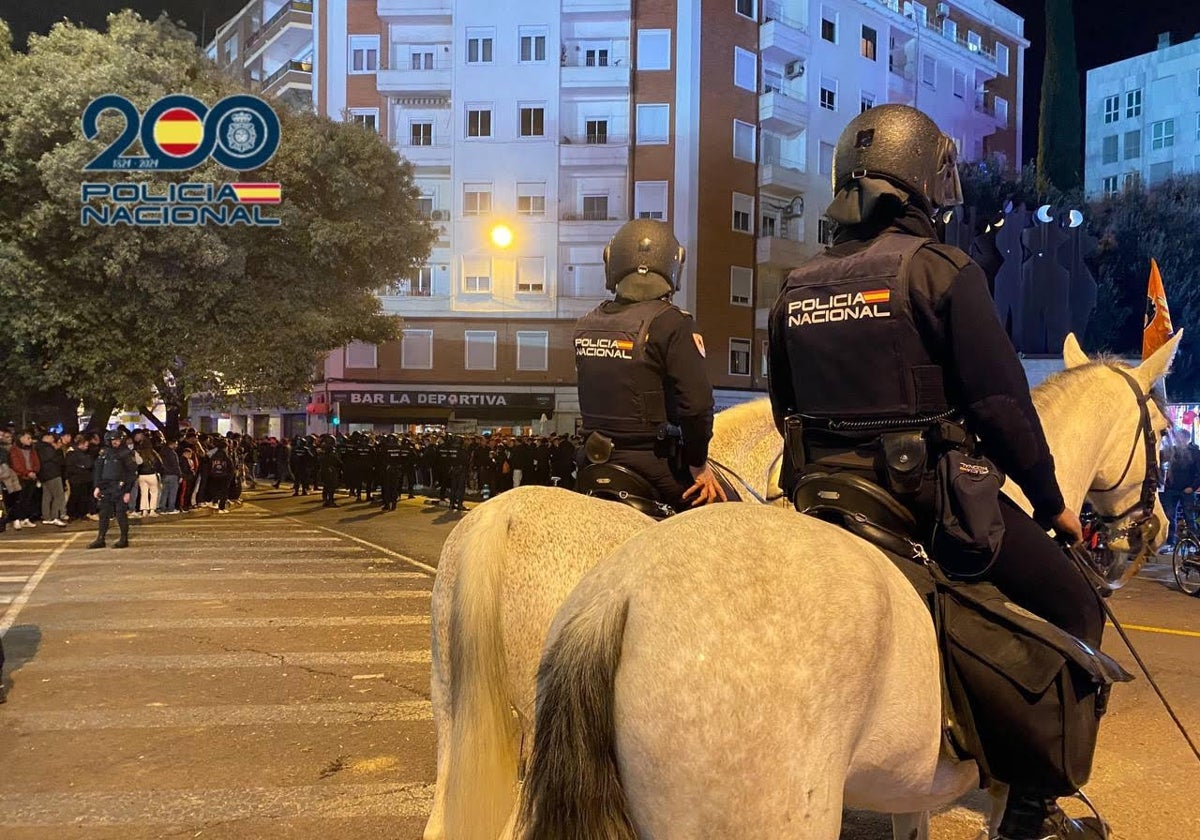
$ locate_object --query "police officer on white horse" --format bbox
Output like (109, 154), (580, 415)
(768, 104), (1106, 839)
(573, 219), (726, 513)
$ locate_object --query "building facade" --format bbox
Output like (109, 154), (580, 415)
(1084, 33), (1200, 201)
(207, 0), (315, 111)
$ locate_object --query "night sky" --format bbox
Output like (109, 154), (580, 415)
(2, 0), (1199, 163)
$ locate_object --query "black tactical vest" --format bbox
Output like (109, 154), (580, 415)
(574, 299), (674, 440)
(778, 233), (950, 422)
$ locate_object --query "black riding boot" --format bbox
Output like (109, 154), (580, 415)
(112, 512), (130, 549)
(999, 792), (1107, 840)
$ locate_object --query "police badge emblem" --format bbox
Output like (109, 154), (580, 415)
(692, 333), (706, 357)
(225, 110), (258, 154)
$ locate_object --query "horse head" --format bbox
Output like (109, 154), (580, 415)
(1063, 331), (1183, 554)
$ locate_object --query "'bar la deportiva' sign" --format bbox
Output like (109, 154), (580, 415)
(326, 390), (554, 409)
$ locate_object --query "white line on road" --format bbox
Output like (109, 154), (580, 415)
(0, 596), (11, 605)
(36, 590), (432, 604)
(0, 781), (433, 826)
(9, 700), (433, 730)
(0, 534), (81, 636)
(120, 536), (346, 543)
(61, 571), (429, 582)
(0, 560), (42, 567)
(53, 556), (396, 567)
(42, 615), (429, 630)
(20, 649), (432, 671)
(0, 576), (37, 583)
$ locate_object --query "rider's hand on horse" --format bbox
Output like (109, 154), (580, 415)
(1051, 507), (1084, 545)
(683, 464), (727, 507)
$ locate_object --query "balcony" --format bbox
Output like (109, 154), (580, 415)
(561, 45), (630, 91)
(759, 90), (807, 134)
(246, 1), (312, 64)
(562, 0), (631, 13)
(378, 0), (451, 20)
(759, 152), (806, 193)
(760, 1), (810, 63)
(259, 59), (312, 98)
(559, 135), (629, 167)
(378, 59), (452, 97)
(757, 232), (807, 269)
(394, 142), (451, 169)
(559, 211), (625, 243)
(888, 68), (916, 104)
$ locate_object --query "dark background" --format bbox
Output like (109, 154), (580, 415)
(2, 1), (1199, 165)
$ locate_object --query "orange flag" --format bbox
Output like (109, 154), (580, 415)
(1143, 258), (1174, 360)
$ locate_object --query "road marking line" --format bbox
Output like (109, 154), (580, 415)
(0, 535), (81, 636)
(56, 571), (429, 582)
(19, 650), (432, 671)
(1114, 621), (1200, 639)
(0, 576), (34, 583)
(0, 596), (11, 604)
(0, 782), (433, 825)
(0, 548), (60, 554)
(53, 556), (394, 567)
(36, 590), (431, 604)
(0, 560), (42, 567)
(122, 536), (345, 543)
(41, 615), (428, 630)
(245, 504), (437, 576)
(9, 700), (432, 730)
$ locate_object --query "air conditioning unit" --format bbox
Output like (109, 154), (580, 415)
(936, 2), (950, 18)
(784, 60), (805, 79)
(430, 210), (447, 221)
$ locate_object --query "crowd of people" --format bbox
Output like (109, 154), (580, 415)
(0, 424), (583, 532)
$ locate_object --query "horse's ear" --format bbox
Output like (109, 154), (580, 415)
(1134, 330), (1184, 392)
(1062, 333), (1090, 369)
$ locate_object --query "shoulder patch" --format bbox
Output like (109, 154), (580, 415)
(921, 242), (973, 271)
(692, 333), (706, 358)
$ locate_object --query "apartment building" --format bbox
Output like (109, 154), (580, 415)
(207, 0), (315, 111)
(1084, 32), (1200, 201)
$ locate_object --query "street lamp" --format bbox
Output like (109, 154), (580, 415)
(490, 223), (514, 249)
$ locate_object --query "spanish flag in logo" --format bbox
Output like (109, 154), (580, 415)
(1143, 258), (1173, 360)
(614, 339), (634, 351)
(861, 289), (891, 305)
(231, 183), (282, 204)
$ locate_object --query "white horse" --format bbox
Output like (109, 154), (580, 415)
(426, 398), (786, 840)
(513, 333), (1179, 840)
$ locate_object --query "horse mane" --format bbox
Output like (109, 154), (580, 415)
(711, 397), (775, 449)
(1031, 357), (1133, 412)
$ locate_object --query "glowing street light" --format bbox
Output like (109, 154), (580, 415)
(490, 223), (514, 248)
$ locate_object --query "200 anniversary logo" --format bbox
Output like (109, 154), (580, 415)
(80, 93), (282, 227)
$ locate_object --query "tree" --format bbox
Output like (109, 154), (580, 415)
(0, 12), (435, 434)
(1037, 0), (1083, 195)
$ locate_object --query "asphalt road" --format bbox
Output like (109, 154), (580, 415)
(0, 486), (1196, 838)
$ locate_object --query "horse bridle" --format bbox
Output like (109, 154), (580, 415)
(708, 451), (788, 506)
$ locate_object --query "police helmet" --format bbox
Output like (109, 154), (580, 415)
(603, 219), (685, 292)
(831, 104), (963, 213)
(103, 429), (124, 445)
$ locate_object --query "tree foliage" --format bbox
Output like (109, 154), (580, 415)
(1036, 0), (1083, 195)
(0, 12), (434, 430)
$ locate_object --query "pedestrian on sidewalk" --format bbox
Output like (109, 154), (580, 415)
(134, 439), (162, 517)
(157, 439), (182, 514)
(65, 436), (96, 523)
(36, 431), (68, 526)
(89, 429), (135, 549)
(6, 429), (41, 530)
(207, 440), (234, 514)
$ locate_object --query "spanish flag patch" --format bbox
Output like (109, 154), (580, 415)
(860, 289), (890, 304)
(230, 182), (282, 204)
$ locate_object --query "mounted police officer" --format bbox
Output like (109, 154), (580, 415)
(573, 219), (725, 513)
(767, 104), (1106, 840)
(88, 429), (137, 549)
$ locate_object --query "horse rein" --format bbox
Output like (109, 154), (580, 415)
(707, 452), (787, 506)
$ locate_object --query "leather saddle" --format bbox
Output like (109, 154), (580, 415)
(576, 463), (676, 519)
(791, 471), (922, 559)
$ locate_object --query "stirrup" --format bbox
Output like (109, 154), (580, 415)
(992, 791), (1111, 840)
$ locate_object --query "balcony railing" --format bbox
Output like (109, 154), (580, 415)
(762, 0), (808, 31)
(561, 211), (624, 222)
(762, 151), (805, 171)
(389, 56), (453, 71)
(860, 0), (996, 60)
(378, 280), (437, 297)
(260, 59), (312, 92)
(560, 133), (629, 145)
(247, 0), (312, 51)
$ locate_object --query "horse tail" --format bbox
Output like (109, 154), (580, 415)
(517, 596), (636, 840)
(443, 505), (521, 840)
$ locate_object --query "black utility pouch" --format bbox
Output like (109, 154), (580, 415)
(933, 450), (1006, 579)
(585, 432), (614, 464)
(879, 431), (927, 496)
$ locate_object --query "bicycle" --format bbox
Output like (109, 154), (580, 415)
(1170, 491), (1200, 596)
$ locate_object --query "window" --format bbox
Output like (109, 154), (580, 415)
(467, 27), (495, 64)
(516, 331), (549, 371)
(1149, 160), (1174, 187)
(519, 26), (547, 62)
(730, 267), (753, 306)
(733, 119), (756, 162)
(861, 26), (877, 61)
(585, 119), (609, 143)
(735, 0), (756, 20)
(462, 256), (491, 293)
(520, 104), (546, 137)
(582, 194), (609, 220)
(1123, 171), (1140, 192)
(994, 96), (1009, 125)
(1102, 135), (1119, 165)
(760, 340), (769, 378)
(637, 29), (671, 70)
(761, 209), (777, 237)
(410, 49), (434, 69)
(1124, 129), (1141, 160)
(401, 330), (433, 370)
(1196, 112), (1200, 140)
(729, 339), (752, 376)
(1152, 118), (1175, 149)
(953, 70), (966, 99)
(821, 7), (838, 42)
(467, 106), (492, 138)
(762, 68), (783, 93)
(410, 121), (433, 146)
(820, 77), (837, 111)
(345, 341), (377, 368)
(464, 182), (493, 216)
(416, 194), (435, 218)
(635, 181), (669, 220)
(1102, 175), (1119, 197)
(465, 331), (498, 370)
(348, 109), (379, 132)
(517, 182), (546, 216)
(906, 2), (928, 25)
(636, 103), (670, 144)
(734, 47), (757, 91)
(223, 34), (238, 64)
(585, 47), (610, 66)
(922, 55), (937, 88)
(818, 216), (836, 245)
(1197, 68), (1200, 96)
(995, 42), (1010, 75)
(517, 257), (546, 293)
(1126, 89), (1142, 118)
(1104, 95), (1120, 124)
(732, 193), (754, 232)
(942, 19), (957, 42)
(967, 30), (982, 52)
(396, 266), (435, 296)
(819, 141), (835, 175)
(860, 92), (876, 113)
(349, 35), (379, 73)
